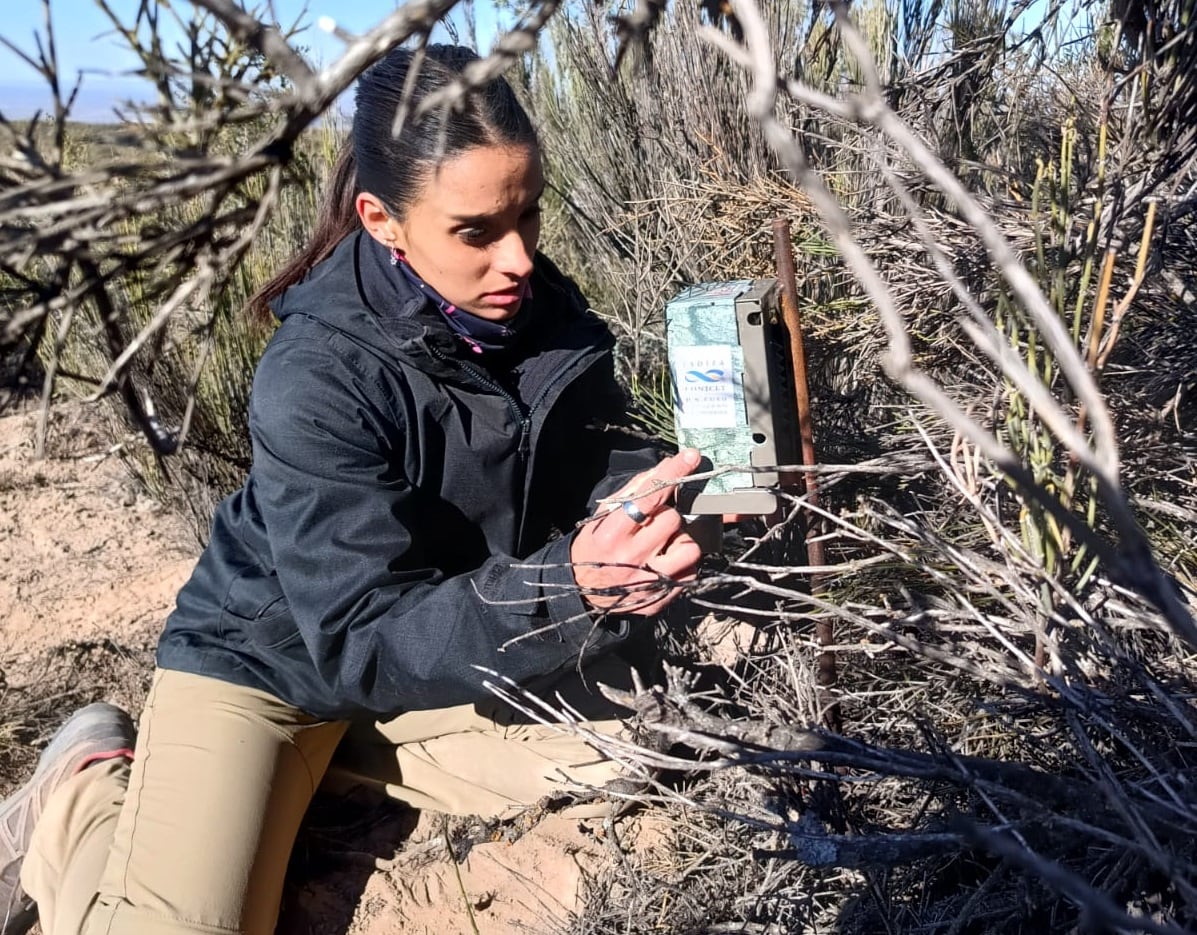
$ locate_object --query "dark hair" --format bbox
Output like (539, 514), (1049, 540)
(248, 45), (538, 320)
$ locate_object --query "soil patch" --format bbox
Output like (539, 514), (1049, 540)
(0, 401), (629, 933)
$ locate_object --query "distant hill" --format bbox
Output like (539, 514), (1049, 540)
(0, 79), (152, 123)
(1, 79), (353, 126)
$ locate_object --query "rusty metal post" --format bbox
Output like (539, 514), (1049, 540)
(772, 218), (841, 732)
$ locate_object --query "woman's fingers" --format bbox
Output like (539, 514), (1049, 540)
(649, 531), (702, 590)
(573, 450), (703, 616)
(594, 530), (702, 615)
(644, 508), (684, 541)
(605, 448), (701, 530)
(600, 502), (683, 544)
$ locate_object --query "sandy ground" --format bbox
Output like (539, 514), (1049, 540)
(0, 401), (635, 934)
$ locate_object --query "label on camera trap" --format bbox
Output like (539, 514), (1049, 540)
(672, 344), (740, 429)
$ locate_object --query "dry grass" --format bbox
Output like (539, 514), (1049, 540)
(3, 119), (343, 539)
(0, 639), (156, 799)
(515, 2), (1197, 932)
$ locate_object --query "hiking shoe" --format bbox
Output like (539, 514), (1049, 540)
(0, 703), (135, 935)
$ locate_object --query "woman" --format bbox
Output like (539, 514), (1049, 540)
(0, 45), (701, 935)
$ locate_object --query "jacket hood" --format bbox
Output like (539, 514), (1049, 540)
(269, 231), (605, 379)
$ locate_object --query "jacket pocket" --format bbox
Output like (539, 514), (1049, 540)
(219, 565), (302, 650)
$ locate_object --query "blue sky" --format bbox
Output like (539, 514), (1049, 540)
(0, 1), (500, 122)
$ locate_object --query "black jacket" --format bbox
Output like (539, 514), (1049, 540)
(156, 232), (655, 720)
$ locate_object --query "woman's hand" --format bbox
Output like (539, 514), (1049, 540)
(571, 449), (703, 617)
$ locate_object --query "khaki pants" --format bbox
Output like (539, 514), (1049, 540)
(20, 660), (633, 935)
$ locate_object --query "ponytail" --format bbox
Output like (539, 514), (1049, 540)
(246, 142), (362, 322)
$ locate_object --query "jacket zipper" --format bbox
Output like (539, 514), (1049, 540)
(426, 342), (532, 461)
(515, 347), (606, 550)
(426, 334), (611, 553)
(425, 338), (607, 463)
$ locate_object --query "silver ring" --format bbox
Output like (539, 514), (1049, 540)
(621, 499), (650, 525)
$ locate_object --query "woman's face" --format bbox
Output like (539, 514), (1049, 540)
(362, 143), (544, 322)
